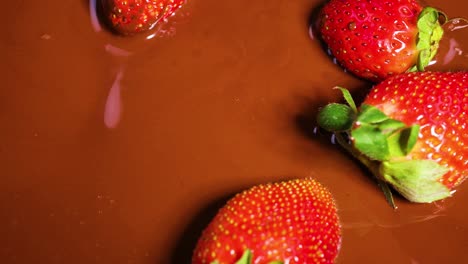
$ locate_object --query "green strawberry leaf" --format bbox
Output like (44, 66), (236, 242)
(210, 249), (283, 264)
(357, 104), (389, 124)
(387, 133), (405, 158)
(317, 103), (355, 132)
(415, 7), (444, 71)
(210, 249), (251, 264)
(235, 250), (252, 264)
(381, 160), (451, 203)
(376, 177), (397, 209)
(403, 125), (419, 154)
(334, 86), (357, 113)
(387, 125), (420, 157)
(377, 119), (407, 135)
(351, 123), (389, 161)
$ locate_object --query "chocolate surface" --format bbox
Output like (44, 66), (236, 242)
(1, 0), (467, 263)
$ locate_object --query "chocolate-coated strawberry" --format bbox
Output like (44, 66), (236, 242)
(318, 0), (445, 82)
(101, 0), (186, 35)
(318, 71), (468, 206)
(192, 178), (341, 264)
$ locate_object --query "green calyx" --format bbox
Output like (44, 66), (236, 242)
(351, 104), (419, 161)
(381, 160), (451, 203)
(316, 88), (452, 207)
(410, 7), (446, 72)
(210, 250), (283, 264)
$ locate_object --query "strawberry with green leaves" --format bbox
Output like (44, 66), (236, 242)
(317, 71), (468, 207)
(318, 0), (445, 82)
(101, 0), (186, 35)
(192, 178), (341, 264)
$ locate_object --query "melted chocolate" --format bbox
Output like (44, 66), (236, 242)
(1, 0), (467, 263)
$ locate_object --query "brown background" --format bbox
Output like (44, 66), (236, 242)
(1, 0), (467, 263)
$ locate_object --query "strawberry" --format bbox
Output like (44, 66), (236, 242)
(192, 178), (341, 264)
(318, 0), (445, 82)
(317, 71), (468, 207)
(101, 0), (186, 35)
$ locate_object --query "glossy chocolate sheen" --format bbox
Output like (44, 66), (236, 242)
(1, 0), (467, 263)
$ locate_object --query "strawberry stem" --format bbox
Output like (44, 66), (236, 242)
(334, 133), (397, 209)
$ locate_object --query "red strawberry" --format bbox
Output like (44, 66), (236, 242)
(101, 0), (186, 35)
(192, 178), (341, 264)
(318, 0), (445, 82)
(317, 71), (468, 206)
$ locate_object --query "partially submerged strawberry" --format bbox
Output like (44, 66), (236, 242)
(101, 0), (186, 35)
(317, 71), (468, 207)
(318, 0), (445, 82)
(192, 178), (341, 264)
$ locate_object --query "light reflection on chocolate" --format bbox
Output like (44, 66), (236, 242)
(89, 0), (102, 32)
(428, 18), (468, 71)
(104, 66), (124, 129)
